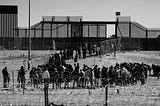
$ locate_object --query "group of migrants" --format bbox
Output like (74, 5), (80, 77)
(59, 43), (102, 62)
(2, 51), (160, 89)
(28, 53), (152, 89)
(152, 64), (160, 79)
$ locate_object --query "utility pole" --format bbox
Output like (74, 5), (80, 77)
(115, 12), (120, 56)
(115, 12), (120, 38)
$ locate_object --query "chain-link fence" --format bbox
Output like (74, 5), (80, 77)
(100, 38), (121, 56)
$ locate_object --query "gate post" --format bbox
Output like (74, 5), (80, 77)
(42, 69), (50, 106)
(105, 85), (108, 106)
(12, 70), (14, 94)
(44, 82), (49, 106)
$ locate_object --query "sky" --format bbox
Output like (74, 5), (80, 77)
(1, 0), (160, 28)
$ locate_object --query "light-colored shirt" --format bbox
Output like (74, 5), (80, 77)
(42, 70), (50, 79)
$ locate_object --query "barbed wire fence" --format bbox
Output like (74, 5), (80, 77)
(0, 67), (108, 106)
(0, 64), (157, 106)
(0, 82), (154, 106)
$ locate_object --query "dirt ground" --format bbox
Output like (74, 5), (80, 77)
(0, 50), (160, 106)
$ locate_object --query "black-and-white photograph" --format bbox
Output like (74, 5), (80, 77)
(0, 0), (160, 106)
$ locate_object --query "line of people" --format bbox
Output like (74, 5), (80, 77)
(27, 52), (152, 89)
(2, 52), (155, 89)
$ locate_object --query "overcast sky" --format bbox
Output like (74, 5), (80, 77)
(1, 0), (160, 28)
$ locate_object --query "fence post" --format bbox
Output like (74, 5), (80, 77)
(44, 81), (49, 106)
(23, 83), (25, 94)
(105, 85), (108, 106)
(129, 22), (131, 50)
(12, 70), (14, 95)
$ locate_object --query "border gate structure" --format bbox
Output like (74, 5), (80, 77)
(15, 16), (118, 51)
(1, 5), (160, 52)
(15, 16), (160, 52)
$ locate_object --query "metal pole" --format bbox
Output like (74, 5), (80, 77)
(105, 25), (107, 38)
(113, 18), (118, 57)
(51, 17), (53, 38)
(28, 0), (31, 70)
(105, 86), (108, 106)
(42, 19), (44, 50)
(44, 81), (49, 106)
(23, 83), (25, 94)
(12, 70), (14, 94)
(129, 22), (131, 51)
(94, 56), (95, 66)
(67, 17), (69, 49)
(88, 25), (89, 45)
(115, 12), (120, 38)
(97, 24), (99, 43)
(146, 29), (148, 50)
(115, 18), (118, 38)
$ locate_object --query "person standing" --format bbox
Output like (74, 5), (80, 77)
(74, 51), (78, 63)
(2, 67), (10, 88)
(42, 67), (50, 86)
(17, 66), (25, 88)
(42, 67), (50, 106)
(23, 59), (26, 71)
(82, 44), (86, 59)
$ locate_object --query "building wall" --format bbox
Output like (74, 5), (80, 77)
(148, 31), (160, 38)
(17, 20), (108, 50)
(117, 22), (129, 37)
(131, 22), (146, 38)
(0, 5), (18, 50)
(16, 15), (160, 50)
(117, 22), (146, 38)
(117, 21), (160, 50)
(18, 24), (107, 38)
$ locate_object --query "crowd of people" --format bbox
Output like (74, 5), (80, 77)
(27, 54), (152, 89)
(58, 44), (102, 62)
(2, 50), (159, 90)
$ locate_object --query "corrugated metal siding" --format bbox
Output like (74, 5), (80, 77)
(0, 5), (18, 50)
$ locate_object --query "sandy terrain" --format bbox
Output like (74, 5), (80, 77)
(0, 50), (160, 106)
